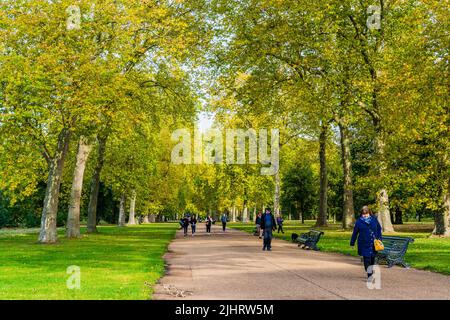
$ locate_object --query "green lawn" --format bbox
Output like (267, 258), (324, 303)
(0, 223), (178, 300)
(230, 220), (450, 275)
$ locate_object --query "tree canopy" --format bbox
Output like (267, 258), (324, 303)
(0, 0), (448, 239)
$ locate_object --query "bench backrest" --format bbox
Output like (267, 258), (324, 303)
(380, 236), (414, 254)
(308, 230), (324, 241)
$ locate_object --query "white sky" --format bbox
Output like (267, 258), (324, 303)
(197, 111), (214, 132)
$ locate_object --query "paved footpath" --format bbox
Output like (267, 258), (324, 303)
(153, 225), (450, 300)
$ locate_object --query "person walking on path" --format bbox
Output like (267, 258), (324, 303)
(255, 212), (262, 239)
(190, 215), (197, 236)
(205, 215), (212, 234)
(260, 208), (276, 251)
(182, 216), (190, 237)
(276, 214), (284, 234)
(220, 213), (228, 232)
(350, 206), (382, 278)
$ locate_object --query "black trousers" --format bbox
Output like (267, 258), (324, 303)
(277, 225), (284, 233)
(183, 226), (188, 236)
(206, 224), (211, 233)
(222, 222), (226, 231)
(263, 229), (273, 249)
(363, 256), (376, 276)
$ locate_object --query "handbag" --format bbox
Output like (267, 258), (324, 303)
(369, 223), (384, 251)
(374, 238), (384, 251)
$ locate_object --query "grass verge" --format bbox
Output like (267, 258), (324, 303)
(0, 223), (178, 299)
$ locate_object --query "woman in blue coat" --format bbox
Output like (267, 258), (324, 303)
(350, 206), (382, 278)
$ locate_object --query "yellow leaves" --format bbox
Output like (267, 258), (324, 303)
(234, 72), (251, 88)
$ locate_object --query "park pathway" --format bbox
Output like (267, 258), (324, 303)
(153, 225), (450, 300)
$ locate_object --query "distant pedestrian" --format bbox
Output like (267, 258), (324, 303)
(255, 212), (262, 239)
(190, 215), (197, 236)
(178, 217), (184, 230)
(276, 214), (284, 234)
(260, 208), (276, 251)
(182, 216), (189, 237)
(205, 215), (212, 234)
(350, 206), (382, 278)
(221, 213), (228, 232)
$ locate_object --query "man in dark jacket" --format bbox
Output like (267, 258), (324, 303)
(220, 213), (228, 232)
(260, 208), (276, 251)
(190, 215), (197, 236)
(205, 215), (212, 234)
(182, 216), (190, 237)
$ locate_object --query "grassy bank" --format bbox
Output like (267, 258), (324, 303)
(230, 220), (450, 275)
(0, 223), (178, 299)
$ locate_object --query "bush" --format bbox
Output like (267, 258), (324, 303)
(24, 212), (40, 228)
(0, 208), (11, 228)
(57, 210), (67, 227)
(0, 183), (46, 228)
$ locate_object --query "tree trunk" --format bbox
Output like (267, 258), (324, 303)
(374, 136), (394, 232)
(339, 123), (355, 229)
(242, 200), (248, 222)
(232, 206), (236, 222)
(316, 123), (328, 227)
(298, 204), (304, 224)
(149, 214), (156, 223)
(66, 136), (92, 238)
(87, 135), (107, 233)
(142, 214), (150, 224)
(118, 193), (126, 227)
(373, 133), (393, 231)
(38, 128), (72, 243)
(394, 207), (403, 225)
(432, 179), (450, 237)
(252, 207), (256, 222)
(377, 188), (394, 232)
(127, 190), (137, 225)
(274, 170), (281, 215)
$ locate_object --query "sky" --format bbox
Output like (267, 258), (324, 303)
(197, 111), (214, 132)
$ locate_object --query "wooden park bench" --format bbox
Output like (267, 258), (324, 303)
(292, 230), (324, 251)
(376, 236), (414, 268)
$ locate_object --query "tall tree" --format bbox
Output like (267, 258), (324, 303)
(66, 136), (92, 238)
(316, 122), (329, 227)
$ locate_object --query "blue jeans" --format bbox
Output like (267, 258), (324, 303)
(191, 224), (196, 234)
(263, 228), (273, 250)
